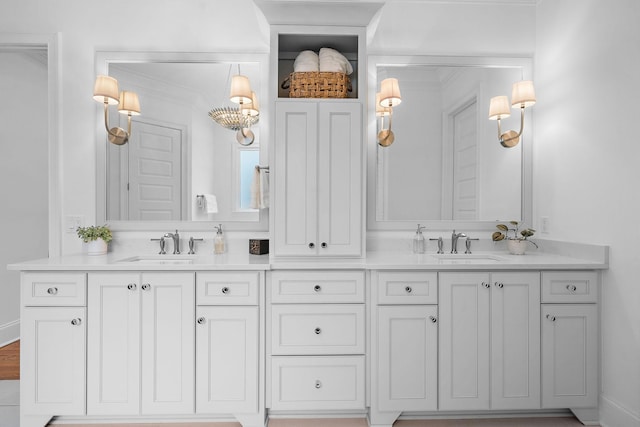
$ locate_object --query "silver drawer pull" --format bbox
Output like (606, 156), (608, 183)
(482, 282), (491, 289)
(314, 285), (322, 292)
(127, 283), (137, 291)
(221, 286), (230, 294)
(546, 314), (556, 322)
(314, 327), (321, 335)
(496, 282), (504, 288)
(321, 242), (327, 248)
(197, 317), (206, 325)
(429, 316), (437, 323)
(308, 242), (315, 249)
(141, 283), (151, 291)
(315, 380), (322, 389)
(47, 287), (58, 295)
(405, 286), (412, 293)
(71, 318), (82, 326)
(566, 284), (577, 292)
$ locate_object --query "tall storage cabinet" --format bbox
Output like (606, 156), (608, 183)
(273, 101), (362, 257)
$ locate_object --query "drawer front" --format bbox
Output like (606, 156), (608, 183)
(376, 271), (438, 304)
(197, 271), (260, 305)
(542, 271), (598, 303)
(270, 356), (365, 411)
(22, 272), (86, 306)
(271, 305), (365, 355)
(271, 270), (365, 303)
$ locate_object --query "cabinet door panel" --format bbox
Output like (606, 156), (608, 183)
(491, 272), (540, 410)
(87, 272), (140, 415)
(196, 306), (258, 414)
(377, 305), (438, 412)
(140, 272), (194, 414)
(21, 307), (86, 415)
(439, 272), (490, 410)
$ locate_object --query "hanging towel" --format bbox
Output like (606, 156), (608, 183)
(203, 194), (218, 214)
(250, 167), (269, 209)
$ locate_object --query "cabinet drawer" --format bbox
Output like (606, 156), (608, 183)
(197, 271), (259, 305)
(271, 304), (365, 355)
(22, 272), (86, 306)
(376, 271), (438, 304)
(271, 270), (364, 303)
(542, 272), (598, 303)
(270, 356), (365, 411)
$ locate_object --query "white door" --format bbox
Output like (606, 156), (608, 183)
(127, 121), (183, 221)
(87, 273), (140, 415)
(140, 272), (194, 414)
(439, 272), (490, 410)
(542, 304), (598, 409)
(196, 306), (259, 414)
(377, 305), (438, 412)
(452, 101), (478, 220)
(317, 103), (362, 257)
(21, 307), (86, 416)
(491, 272), (541, 410)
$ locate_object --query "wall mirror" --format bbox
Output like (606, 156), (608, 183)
(95, 52), (269, 231)
(367, 56), (533, 231)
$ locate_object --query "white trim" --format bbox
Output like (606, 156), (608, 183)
(0, 320), (20, 348)
(600, 395), (640, 427)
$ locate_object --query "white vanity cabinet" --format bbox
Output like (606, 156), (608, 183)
(273, 101), (363, 258)
(87, 272), (195, 415)
(438, 271), (541, 411)
(20, 272), (87, 421)
(541, 271), (599, 409)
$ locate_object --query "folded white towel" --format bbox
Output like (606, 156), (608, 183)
(319, 58), (348, 73)
(294, 50), (319, 72)
(203, 194), (218, 214)
(319, 47), (353, 75)
(250, 167), (269, 209)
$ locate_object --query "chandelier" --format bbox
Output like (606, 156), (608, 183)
(209, 66), (260, 146)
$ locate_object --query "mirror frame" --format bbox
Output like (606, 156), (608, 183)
(367, 55), (534, 231)
(95, 51), (270, 231)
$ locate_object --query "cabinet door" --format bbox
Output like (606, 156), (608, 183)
(491, 272), (540, 410)
(140, 272), (195, 414)
(317, 102), (362, 257)
(542, 304), (598, 409)
(21, 307), (86, 416)
(274, 101), (318, 256)
(377, 305), (438, 412)
(87, 272), (140, 415)
(196, 306), (258, 414)
(439, 272), (491, 410)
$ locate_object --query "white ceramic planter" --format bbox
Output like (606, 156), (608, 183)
(507, 239), (528, 255)
(86, 239), (108, 255)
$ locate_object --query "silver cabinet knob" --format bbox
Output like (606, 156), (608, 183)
(47, 287), (58, 295)
(314, 327), (321, 335)
(221, 286), (230, 294)
(496, 282), (504, 289)
(482, 282), (491, 289)
(308, 242), (315, 249)
(141, 283), (151, 291)
(429, 316), (437, 323)
(405, 286), (413, 293)
(197, 317), (206, 325)
(546, 314), (556, 322)
(314, 285), (322, 292)
(71, 318), (82, 326)
(315, 380), (322, 389)
(127, 283), (137, 291)
(566, 284), (577, 292)
(321, 242), (327, 248)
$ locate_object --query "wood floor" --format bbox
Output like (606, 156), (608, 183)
(0, 340), (19, 380)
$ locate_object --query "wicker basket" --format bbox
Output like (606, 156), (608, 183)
(282, 71), (352, 98)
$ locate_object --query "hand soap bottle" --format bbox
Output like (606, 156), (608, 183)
(413, 224), (426, 254)
(214, 224), (226, 254)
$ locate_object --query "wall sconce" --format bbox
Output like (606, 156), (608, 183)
(377, 77), (402, 147)
(93, 75), (140, 146)
(489, 80), (536, 148)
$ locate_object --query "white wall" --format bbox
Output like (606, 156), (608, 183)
(535, 1), (640, 425)
(0, 51), (49, 345)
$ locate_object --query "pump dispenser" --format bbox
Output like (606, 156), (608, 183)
(214, 224), (226, 254)
(413, 224), (426, 254)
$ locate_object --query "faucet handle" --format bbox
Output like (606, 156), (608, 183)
(151, 237), (166, 254)
(465, 237), (479, 254)
(429, 237), (444, 254)
(188, 237), (204, 254)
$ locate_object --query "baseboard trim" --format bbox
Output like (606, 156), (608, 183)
(600, 395), (640, 427)
(0, 320), (19, 348)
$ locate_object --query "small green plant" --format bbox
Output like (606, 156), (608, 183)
(76, 225), (113, 243)
(492, 220), (538, 247)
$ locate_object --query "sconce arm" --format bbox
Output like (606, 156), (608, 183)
(498, 106), (526, 148)
(102, 102), (129, 146)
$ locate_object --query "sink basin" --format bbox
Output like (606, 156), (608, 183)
(431, 254), (505, 264)
(117, 256), (195, 265)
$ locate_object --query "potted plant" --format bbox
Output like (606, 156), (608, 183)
(76, 224), (113, 255)
(491, 220), (538, 255)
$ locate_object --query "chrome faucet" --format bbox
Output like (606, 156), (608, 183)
(164, 230), (181, 254)
(451, 230), (467, 254)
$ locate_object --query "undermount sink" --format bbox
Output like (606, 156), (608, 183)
(116, 255), (196, 265)
(430, 253), (505, 264)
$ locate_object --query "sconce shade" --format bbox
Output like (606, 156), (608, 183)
(229, 75), (252, 104)
(489, 96), (511, 120)
(118, 91), (141, 116)
(380, 78), (402, 107)
(93, 75), (119, 105)
(242, 91), (260, 117)
(375, 92), (392, 117)
(511, 80), (536, 108)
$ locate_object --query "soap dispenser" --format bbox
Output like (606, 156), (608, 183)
(214, 224), (226, 254)
(413, 224), (426, 254)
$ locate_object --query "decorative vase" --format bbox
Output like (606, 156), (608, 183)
(507, 239), (528, 255)
(86, 239), (108, 255)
